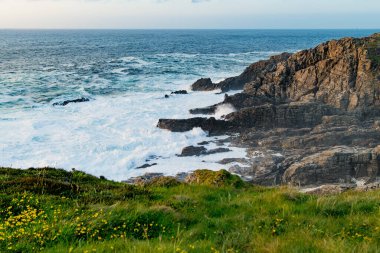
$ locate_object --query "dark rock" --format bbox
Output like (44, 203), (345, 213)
(171, 90), (188, 95)
(53, 97), (90, 106)
(189, 93), (274, 115)
(157, 117), (232, 134)
(206, 148), (231, 155)
(190, 105), (217, 115)
(191, 78), (216, 91)
(136, 163), (158, 169)
(164, 94), (170, 98)
(178, 146), (207, 156)
(178, 146), (231, 157)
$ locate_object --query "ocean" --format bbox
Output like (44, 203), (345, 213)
(0, 29), (377, 180)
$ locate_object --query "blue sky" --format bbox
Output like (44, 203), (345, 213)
(0, 0), (379, 29)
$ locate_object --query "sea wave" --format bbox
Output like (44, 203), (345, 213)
(0, 91), (246, 180)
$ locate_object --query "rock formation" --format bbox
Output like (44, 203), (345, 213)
(158, 33), (380, 188)
(53, 97), (90, 106)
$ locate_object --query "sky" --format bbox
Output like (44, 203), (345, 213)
(0, 0), (379, 29)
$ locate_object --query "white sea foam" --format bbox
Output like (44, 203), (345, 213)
(214, 103), (236, 119)
(0, 90), (247, 181)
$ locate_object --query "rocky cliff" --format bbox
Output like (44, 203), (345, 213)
(159, 33), (380, 189)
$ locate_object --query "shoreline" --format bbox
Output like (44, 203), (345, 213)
(1, 32), (379, 187)
(156, 32), (380, 189)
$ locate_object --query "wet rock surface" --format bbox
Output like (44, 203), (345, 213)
(171, 90), (188, 95)
(191, 78), (216, 91)
(178, 146), (231, 157)
(158, 33), (380, 188)
(136, 163), (158, 169)
(53, 97), (90, 106)
(157, 117), (233, 134)
(178, 146), (207, 157)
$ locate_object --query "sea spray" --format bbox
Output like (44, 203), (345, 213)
(214, 103), (236, 119)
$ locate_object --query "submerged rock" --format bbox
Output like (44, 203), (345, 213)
(53, 97), (90, 106)
(136, 163), (158, 169)
(171, 90), (188, 95)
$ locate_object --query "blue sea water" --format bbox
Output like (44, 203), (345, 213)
(0, 29), (378, 180)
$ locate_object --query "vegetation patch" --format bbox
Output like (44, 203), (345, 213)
(1, 167), (380, 252)
(185, 169), (244, 188)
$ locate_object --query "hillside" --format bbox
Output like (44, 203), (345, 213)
(1, 167), (380, 252)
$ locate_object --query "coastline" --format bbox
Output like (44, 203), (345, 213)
(156, 32), (380, 189)
(1, 30), (379, 184)
(1, 31), (380, 253)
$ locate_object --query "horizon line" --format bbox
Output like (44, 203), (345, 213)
(0, 28), (379, 31)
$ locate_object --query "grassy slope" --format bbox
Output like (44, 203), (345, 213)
(1, 167), (380, 253)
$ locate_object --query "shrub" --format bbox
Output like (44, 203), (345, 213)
(185, 169), (244, 188)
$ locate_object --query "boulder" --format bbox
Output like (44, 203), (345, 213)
(191, 78), (216, 91)
(178, 146), (207, 157)
(178, 146), (231, 157)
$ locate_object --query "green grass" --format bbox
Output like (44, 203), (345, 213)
(1, 167), (380, 253)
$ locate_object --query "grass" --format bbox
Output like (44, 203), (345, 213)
(1, 167), (380, 252)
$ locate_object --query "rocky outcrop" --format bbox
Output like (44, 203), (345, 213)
(243, 34), (380, 112)
(178, 146), (207, 156)
(283, 146), (380, 186)
(178, 146), (231, 157)
(191, 53), (292, 92)
(191, 78), (216, 91)
(158, 33), (380, 188)
(157, 117), (233, 134)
